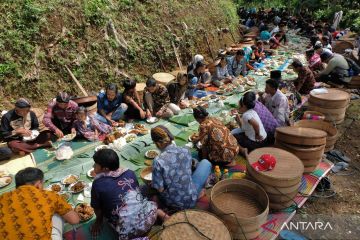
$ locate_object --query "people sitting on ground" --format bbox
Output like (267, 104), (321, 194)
(212, 57), (233, 87)
(192, 106), (239, 166)
(243, 46), (255, 70)
(259, 79), (290, 126)
(306, 48), (324, 74)
(167, 72), (188, 109)
(0, 98), (52, 155)
(278, 30), (288, 45)
(232, 94), (268, 155)
(227, 50), (247, 78)
(122, 79), (146, 120)
(291, 59), (316, 95)
(143, 78), (180, 118)
(321, 36), (332, 52)
(73, 106), (112, 142)
(269, 33), (287, 49)
(317, 51), (351, 85)
(242, 91), (279, 142)
(188, 62), (212, 99)
(187, 54), (204, 76)
(150, 126), (211, 210)
(95, 83), (128, 126)
(309, 35), (320, 48)
(254, 41), (266, 61)
(259, 25), (271, 41)
(90, 149), (165, 239)
(322, 25), (333, 45)
(43, 92), (78, 139)
(0, 167), (80, 239)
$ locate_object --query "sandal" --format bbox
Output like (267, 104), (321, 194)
(331, 162), (349, 173)
(327, 150), (351, 163)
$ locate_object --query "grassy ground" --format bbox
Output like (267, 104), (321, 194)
(0, 0), (239, 108)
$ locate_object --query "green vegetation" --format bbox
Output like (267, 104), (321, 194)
(0, 0), (240, 106)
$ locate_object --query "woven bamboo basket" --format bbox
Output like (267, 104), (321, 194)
(348, 75), (360, 88)
(275, 140), (325, 160)
(152, 72), (175, 86)
(246, 173), (301, 195)
(159, 209), (232, 240)
(210, 179), (269, 240)
(267, 190), (298, 203)
(270, 199), (295, 210)
(308, 105), (347, 124)
(309, 89), (350, 109)
(275, 127), (327, 146)
(332, 41), (354, 54)
(246, 147), (303, 187)
(304, 165), (319, 173)
(294, 120), (338, 152)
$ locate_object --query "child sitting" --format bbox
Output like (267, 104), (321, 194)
(74, 106), (112, 141)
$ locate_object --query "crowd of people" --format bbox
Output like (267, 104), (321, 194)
(0, 6), (359, 240)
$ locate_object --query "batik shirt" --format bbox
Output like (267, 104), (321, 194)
(295, 67), (315, 94)
(264, 90), (290, 126)
(0, 185), (72, 240)
(152, 144), (198, 210)
(198, 117), (239, 164)
(143, 84), (170, 113)
(91, 168), (157, 240)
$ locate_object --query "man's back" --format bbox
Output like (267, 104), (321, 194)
(0, 185), (71, 240)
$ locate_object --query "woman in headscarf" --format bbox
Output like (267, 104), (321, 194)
(151, 125), (211, 210)
(0, 98), (51, 155)
(167, 72), (188, 109)
(192, 106), (239, 166)
(187, 54), (204, 76)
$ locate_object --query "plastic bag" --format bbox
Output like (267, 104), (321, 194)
(55, 143), (73, 160)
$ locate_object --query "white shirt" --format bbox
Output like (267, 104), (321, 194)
(264, 90), (289, 126)
(241, 109), (267, 141)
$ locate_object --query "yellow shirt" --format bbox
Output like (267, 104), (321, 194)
(0, 185), (72, 240)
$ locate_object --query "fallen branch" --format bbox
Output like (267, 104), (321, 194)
(107, 19), (128, 52)
(172, 41), (183, 70)
(204, 33), (215, 60)
(65, 65), (88, 97)
(155, 48), (166, 71)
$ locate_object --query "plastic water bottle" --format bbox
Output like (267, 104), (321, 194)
(214, 166), (221, 183)
(221, 169), (229, 180)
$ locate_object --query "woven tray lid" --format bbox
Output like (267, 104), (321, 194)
(135, 82), (146, 92)
(152, 72), (175, 84)
(276, 127), (327, 145)
(248, 147), (304, 181)
(310, 88), (350, 102)
(159, 209), (232, 240)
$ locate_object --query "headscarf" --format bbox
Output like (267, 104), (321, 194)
(15, 98), (31, 108)
(151, 125), (174, 144)
(56, 92), (70, 103)
(192, 54), (204, 70)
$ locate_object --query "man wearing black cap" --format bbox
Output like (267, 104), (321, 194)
(0, 98), (51, 155)
(317, 51), (351, 84)
(43, 92), (78, 139)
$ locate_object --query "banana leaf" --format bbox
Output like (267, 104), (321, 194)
(169, 113), (196, 126)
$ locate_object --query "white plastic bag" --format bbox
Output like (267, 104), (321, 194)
(55, 144), (73, 160)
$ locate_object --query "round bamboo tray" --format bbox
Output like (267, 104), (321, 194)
(152, 72), (175, 86)
(159, 210), (232, 240)
(307, 105), (346, 123)
(294, 120), (338, 152)
(210, 179), (269, 240)
(71, 96), (98, 113)
(332, 41), (354, 54)
(270, 199), (295, 210)
(267, 190), (298, 203)
(246, 147), (303, 187)
(246, 171), (301, 195)
(309, 89), (350, 109)
(140, 166), (152, 185)
(275, 140), (325, 160)
(275, 127), (327, 146)
(136, 82), (146, 93)
(304, 165), (319, 173)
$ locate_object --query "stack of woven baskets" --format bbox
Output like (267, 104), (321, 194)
(294, 120), (338, 152)
(246, 147), (304, 211)
(308, 89), (350, 124)
(275, 127), (327, 173)
(210, 179), (269, 240)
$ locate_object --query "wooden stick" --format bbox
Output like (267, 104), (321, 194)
(65, 65), (88, 97)
(172, 42), (183, 70)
